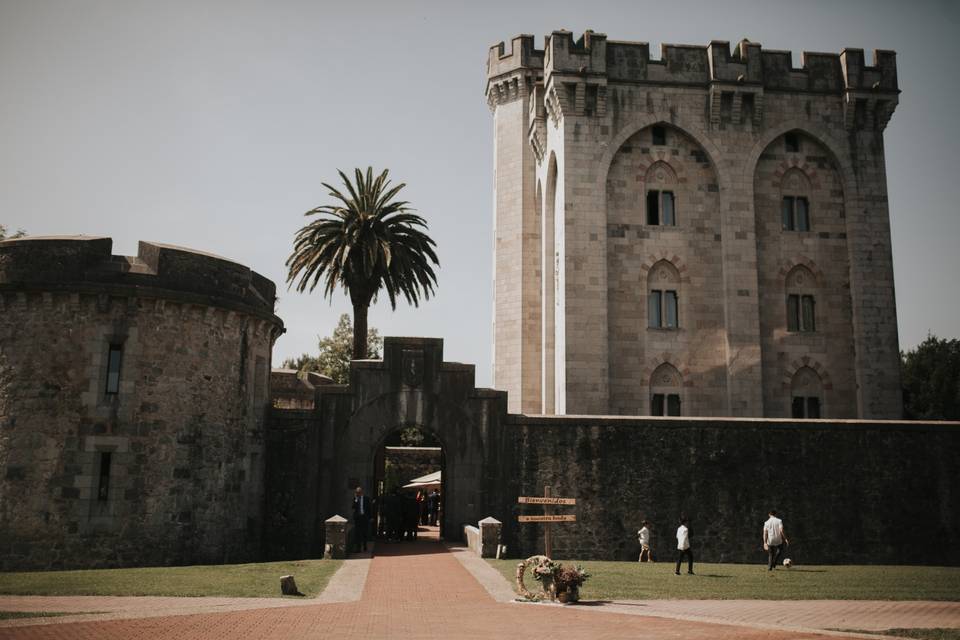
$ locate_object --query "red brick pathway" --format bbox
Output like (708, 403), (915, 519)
(0, 540), (860, 639)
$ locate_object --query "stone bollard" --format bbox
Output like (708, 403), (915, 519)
(324, 515), (347, 559)
(479, 516), (502, 558)
(280, 575), (301, 596)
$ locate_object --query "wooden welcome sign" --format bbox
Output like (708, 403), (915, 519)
(517, 486), (576, 558)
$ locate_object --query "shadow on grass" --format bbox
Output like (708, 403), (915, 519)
(783, 569), (828, 573)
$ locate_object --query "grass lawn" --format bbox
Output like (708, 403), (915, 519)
(0, 559), (343, 599)
(0, 611), (78, 620)
(488, 559), (960, 601)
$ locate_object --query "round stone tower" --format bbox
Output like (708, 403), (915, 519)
(0, 236), (284, 570)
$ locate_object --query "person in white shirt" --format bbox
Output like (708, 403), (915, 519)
(674, 517), (694, 575)
(638, 521), (654, 562)
(762, 509), (790, 570)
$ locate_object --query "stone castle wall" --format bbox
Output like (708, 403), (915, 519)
(0, 236), (282, 570)
(502, 415), (960, 565)
(487, 32), (902, 419)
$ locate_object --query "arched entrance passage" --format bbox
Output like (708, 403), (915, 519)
(373, 425), (445, 542)
(308, 338), (510, 557)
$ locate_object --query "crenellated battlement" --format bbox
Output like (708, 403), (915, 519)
(487, 31), (899, 96)
(0, 235), (280, 320)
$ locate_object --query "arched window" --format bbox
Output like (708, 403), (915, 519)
(644, 161), (678, 227)
(785, 265), (816, 333)
(650, 363), (682, 416)
(791, 366), (823, 418)
(648, 260), (680, 329)
(781, 167), (811, 232)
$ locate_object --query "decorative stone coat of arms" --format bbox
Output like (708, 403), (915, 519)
(402, 349), (424, 387)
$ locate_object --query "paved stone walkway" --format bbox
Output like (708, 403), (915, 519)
(0, 535), (956, 639)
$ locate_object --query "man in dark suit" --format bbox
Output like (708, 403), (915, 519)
(352, 486), (372, 552)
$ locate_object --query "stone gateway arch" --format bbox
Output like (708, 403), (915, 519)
(263, 338), (514, 559)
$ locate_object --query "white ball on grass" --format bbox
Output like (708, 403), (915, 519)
(783, 558), (793, 568)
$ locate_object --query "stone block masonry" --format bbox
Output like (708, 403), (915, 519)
(500, 415), (960, 565)
(0, 236), (283, 570)
(487, 31), (902, 419)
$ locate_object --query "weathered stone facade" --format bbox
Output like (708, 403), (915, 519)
(0, 237), (282, 570)
(263, 337), (511, 561)
(486, 32), (902, 419)
(506, 416), (960, 565)
(264, 337), (958, 567)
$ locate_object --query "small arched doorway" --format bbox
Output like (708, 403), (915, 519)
(372, 425), (446, 544)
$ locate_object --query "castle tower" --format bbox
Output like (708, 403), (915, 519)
(485, 36), (545, 414)
(486, 31), (902, 419)
(0, 236), (284, 570)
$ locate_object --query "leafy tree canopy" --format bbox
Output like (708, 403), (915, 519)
(281, 313), (382, 384)
(901, 334), (960, 420)
(0, 225), (26, 240)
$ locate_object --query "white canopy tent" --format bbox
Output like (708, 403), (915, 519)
(402, 470), (441, 489)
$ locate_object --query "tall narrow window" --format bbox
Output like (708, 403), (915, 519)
(650, 363), (683, 417)
(664, 291), (678, 328)
(786, 294), (816, 332)
(97, 451), (112, 502)
(801, 295), (816, 332)
(782, 197), (810, 231)
(795, 197), (810, 231)
(782, 196), (795, 230)
(105, 344), (123, 395)
(651, 393), (665, 416)
(648, 290), (662, 327)
(662, 192), (675, 226)
(791, 366), (823, 418)
(646, 190), (676, 226)
(666, 394), (681, 416)
(648, 261), (681, 330)
(649, 290), (679, 328)
(785, 132), (800, 153)
(646, 190), (659, 225)
(791, 396), (821, 418)
(785, 266), (817, 334)
(652, 126), (666, 145)
(650, 393), (681, 416)
(780, 167), (812, 232)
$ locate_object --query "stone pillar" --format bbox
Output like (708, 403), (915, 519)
(324, 515), (347, 559)
(487, 37), (543, 414)
(479, 516), (502, 558)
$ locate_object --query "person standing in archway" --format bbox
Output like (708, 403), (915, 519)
(352, 486), (372, 552)
(428, 488), (440, 526)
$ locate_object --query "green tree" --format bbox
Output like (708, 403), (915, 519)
(901, 335), (960, 420)
(0, 224), (26, 240)
(281, 313), (382, 384)
(286, 167), (439, 359)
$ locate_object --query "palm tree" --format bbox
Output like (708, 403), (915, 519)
(286, 167), (439, 359)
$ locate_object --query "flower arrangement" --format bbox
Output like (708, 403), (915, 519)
(532, 559), (561, 583)
(554, 564), (590, 592)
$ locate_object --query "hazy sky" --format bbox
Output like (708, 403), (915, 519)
(2, 0), (957, 387)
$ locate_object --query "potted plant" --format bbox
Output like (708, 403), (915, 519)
(554, 564), (590, 603)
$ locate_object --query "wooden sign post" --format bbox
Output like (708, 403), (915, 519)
(517, 486), (576, 558)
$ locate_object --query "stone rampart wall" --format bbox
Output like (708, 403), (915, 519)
(502, 415), (960, 565)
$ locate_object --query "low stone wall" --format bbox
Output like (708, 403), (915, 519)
(501, 416), (960, 565)
(464, 524), (481, 555)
